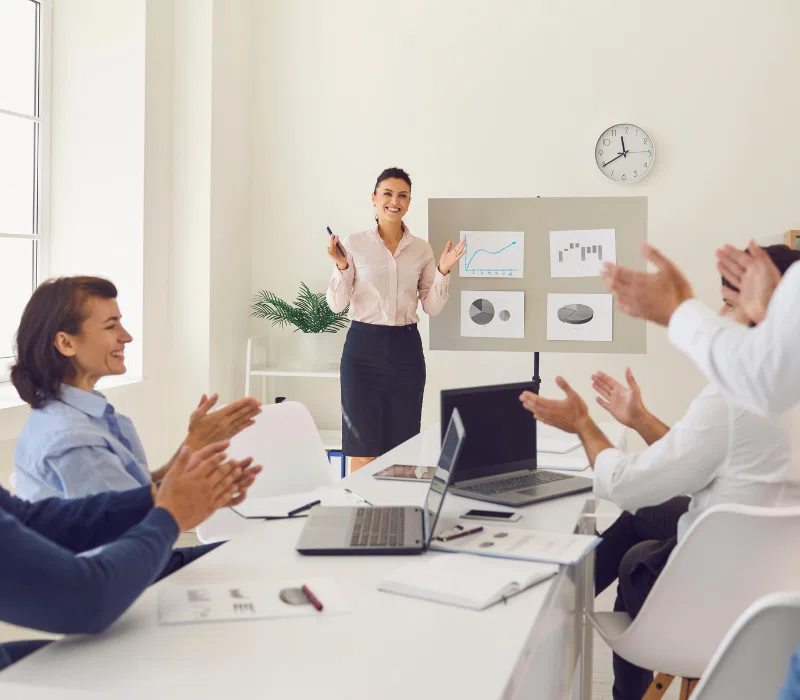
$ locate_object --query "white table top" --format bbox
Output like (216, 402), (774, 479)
(0, 423), (621, 699)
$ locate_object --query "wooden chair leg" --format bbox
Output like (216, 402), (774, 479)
(642, 673), (674, 699)
(679, 678), (699, 699)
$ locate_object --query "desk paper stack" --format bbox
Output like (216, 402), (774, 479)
(430, 526), (599, 566)
(158, 579), (350, 625)
(380, 555), (558, 610)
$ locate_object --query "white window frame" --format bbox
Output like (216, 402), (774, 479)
(0, 0), (51, 383)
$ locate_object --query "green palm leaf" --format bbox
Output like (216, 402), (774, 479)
(251, 284), (349, 334)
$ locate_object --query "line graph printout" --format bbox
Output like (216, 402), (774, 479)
(459, 231), (525, 278)
(549, 229), (616, 278)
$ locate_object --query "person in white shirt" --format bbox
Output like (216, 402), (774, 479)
(326, 168), (466, 471)
(519, 244), (800, 700)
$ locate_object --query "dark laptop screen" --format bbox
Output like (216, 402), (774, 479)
(441, 382), (538, 482)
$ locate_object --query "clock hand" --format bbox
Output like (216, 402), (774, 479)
(602, 153), (625, 167)
(626, 150), (652, 156)
(621, 136), (627, 156)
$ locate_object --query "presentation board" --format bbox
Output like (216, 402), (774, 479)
(428, 197), (647, 354)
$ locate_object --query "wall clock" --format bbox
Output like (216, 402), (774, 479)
(595, 124), (654, 183)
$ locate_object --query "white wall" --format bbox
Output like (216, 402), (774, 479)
(250, 0), (800, 431)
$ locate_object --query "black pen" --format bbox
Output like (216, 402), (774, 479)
(441, 525), (484, 542)
(287, 499), (321, 517)
(327, 226), (346, 257)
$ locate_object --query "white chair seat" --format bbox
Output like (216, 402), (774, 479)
(587, 504), (800, 684)
(197, 401), (334, 544)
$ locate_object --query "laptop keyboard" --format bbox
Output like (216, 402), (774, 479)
(458, 470), (572, 496)
(350, 507), (407, 547)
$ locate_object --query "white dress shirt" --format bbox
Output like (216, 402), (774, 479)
(593, 384), (800, 542)
(667, 261), (800, 416)
(326, 224), (449, 326)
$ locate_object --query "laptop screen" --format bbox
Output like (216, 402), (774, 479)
(423, 408), (465, 544)
(440, 382), (538, 482)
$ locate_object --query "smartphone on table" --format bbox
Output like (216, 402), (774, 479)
(459, 509), (522, 523)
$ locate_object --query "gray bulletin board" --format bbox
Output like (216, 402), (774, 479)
(428, 197), (647, 354)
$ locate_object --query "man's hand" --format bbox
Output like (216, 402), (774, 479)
(602, 243), (694, 326)
(591, 368), (646, 429)
(155, 442), (240, 531)
(185, 396), (261, 452)
(519, 376), (591, 434)
(226, 457), (263, 507)
(718, 241), (781, 324)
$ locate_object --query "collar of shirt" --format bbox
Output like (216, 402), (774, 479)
(58, 384), (109, 418)
(369, 222), (414, 256)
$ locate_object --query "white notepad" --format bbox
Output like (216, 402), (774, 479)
(379, 555), (558, 610)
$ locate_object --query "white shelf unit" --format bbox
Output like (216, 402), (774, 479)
(245, 336), (343, 452)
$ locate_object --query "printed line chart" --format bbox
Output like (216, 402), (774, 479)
(459, 231), (525, 278)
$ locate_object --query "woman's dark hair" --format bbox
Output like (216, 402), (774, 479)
(11, 276), (118, 408)
(722, 244), (800, 293)
(373, 167), (412, 194)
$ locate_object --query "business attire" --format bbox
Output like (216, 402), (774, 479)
(593, 384), (799, 700)
(0, 485), (179, 670)
(13, 383), (220, 577)
(15, 384), (151, 500)
(326, 224), (450, 456)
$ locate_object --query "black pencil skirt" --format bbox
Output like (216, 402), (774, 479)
(340, 320), (426, 457)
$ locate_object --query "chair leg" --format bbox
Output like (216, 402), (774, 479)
(642, 673), (674, 699)
(679, 678), (699, 699)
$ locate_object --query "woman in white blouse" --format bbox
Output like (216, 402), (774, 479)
(326, 168), (466, 471)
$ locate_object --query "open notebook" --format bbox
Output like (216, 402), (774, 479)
(379, 554), (558, 611)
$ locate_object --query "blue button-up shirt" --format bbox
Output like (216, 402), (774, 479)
(14, 385), (152, 501)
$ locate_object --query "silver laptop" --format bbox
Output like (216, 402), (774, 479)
(441, 383), (592, 507)
(296, 409), (465, 555)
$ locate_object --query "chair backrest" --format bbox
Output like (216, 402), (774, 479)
(225, 400), (335, 497)
(612, 503), (800, 679)
(692, 592), (800, 700)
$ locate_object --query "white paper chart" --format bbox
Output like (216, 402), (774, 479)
(461, 291), (525, 339)
(549, 229), (616, 278)
(459, 231), (525, 278)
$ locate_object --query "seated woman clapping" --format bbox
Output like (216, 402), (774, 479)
(11, 276), (262, 501)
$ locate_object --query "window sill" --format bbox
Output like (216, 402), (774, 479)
(0, 375), (143, 413)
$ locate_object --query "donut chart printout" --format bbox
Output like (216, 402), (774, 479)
(461, 291), (525, 339)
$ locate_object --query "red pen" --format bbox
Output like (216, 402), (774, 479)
(301, 584), (324, 612)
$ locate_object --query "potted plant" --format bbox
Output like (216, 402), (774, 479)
(251, 283), (349, 369)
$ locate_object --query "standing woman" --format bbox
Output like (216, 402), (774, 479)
(326, 168), (466, 471)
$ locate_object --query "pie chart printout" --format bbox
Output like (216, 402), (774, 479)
(469, 299), (495, 325)
(557, 304), (594, 325)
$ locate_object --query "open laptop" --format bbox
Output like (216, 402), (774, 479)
(296, 409), (465, 555)
(441, 382), (592, 507)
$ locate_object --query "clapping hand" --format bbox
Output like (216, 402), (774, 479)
(602, 243), (694, 326)
(592, 368), (646, 429)
(716, 241), (781, 324)
(438, 238), (467, 275)
(186, 395), (261, 452)
(519, 377), (591, 434)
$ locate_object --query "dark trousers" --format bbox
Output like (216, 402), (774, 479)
(595, 497), (690, 700)
(0, 543), (221, 671)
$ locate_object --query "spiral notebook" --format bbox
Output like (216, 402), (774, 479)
(379, 554), (558, 610)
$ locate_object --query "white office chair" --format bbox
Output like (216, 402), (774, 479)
(196, 401), (335, 543)
(586, 504), (800, 698)
(690, 591), (800, 700)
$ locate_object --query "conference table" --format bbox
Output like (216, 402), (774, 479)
(0, 423), (625, 700)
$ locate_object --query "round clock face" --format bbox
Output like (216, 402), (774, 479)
(595, 124), (654, 183)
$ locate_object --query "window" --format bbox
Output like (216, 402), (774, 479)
(0, 0), (50, 383)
